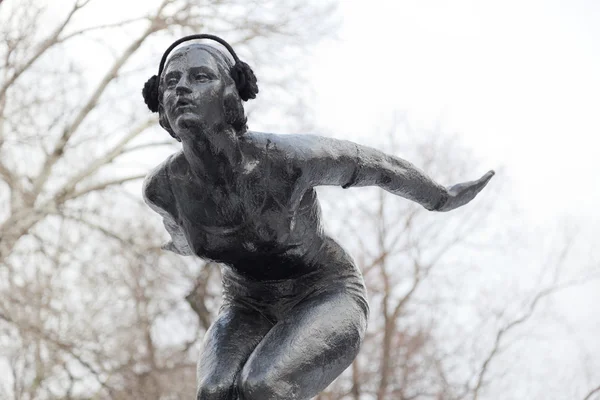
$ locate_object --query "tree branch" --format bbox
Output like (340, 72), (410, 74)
(583, 385), (600, 400)
(64, 174), (146, 201)
(55, 118), (155, 202)
(472, 279), (595, 400)
(0, 161), (15, 188)
(1, 310), (114, 394)
(60, 214), (130, 244)
(58, 17), (148, 42)
(29, 20), (160, 200)
(0, 0), (90, 101)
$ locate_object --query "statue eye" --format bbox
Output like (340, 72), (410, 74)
(195, 74), (210, 82)
(166, 77), (178, 88)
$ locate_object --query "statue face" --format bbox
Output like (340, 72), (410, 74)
(161, 48), (227, 134)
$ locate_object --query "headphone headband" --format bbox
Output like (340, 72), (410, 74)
(142, 34), (258, 112)
(157, 34), (241, 81)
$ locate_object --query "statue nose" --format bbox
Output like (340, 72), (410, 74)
(175, 83), (192, 95)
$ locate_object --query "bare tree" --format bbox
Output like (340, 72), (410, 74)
(0, 0), (335, 398)
(315, 122), (599, 400)
(466, 239), (600, 400)
(311, 124), (497, 400)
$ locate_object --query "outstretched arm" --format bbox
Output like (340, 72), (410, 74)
(279, 134), (494, 212)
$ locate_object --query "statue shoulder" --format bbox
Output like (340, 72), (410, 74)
(244, 131), (303, 150)
(244, 131), (320, 165)
(241, 131), (308, 180)
(142, 152), (184, 216)
(244, 131), (332, 159)
(142, 152), (195, 257)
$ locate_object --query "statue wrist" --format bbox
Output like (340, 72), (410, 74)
(429, 190), (449, 211)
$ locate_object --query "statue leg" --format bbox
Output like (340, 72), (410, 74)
(196, 305), (273, 400)
(237, 289), (368, 400)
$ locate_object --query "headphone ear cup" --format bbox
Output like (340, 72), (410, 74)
(142, 75), (160, 112)
(230, 61), (259, 101)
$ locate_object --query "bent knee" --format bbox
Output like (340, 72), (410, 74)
(238, 368), (300, 400)
(196, 377), (235, 400)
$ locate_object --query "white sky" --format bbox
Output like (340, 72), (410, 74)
(308, 0), (600, 225)
(308, 5), (600, 380)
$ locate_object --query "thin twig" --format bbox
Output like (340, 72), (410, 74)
(65, 174), (146, 201)
(0, 0), (86, 100)
(472, 278), (598, 400)
(58, 17), (148, 42)
(583, 385), (600, 400)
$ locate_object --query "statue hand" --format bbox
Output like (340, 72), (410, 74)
(438, 170), (495, 212)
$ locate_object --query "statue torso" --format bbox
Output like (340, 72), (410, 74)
(144, 132), (326, 279)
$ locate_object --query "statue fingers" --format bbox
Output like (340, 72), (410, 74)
(442, 170), (494, 211)
(473, 170), (495, 193)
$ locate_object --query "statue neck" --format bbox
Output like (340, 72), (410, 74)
(179, 125), (243, 186)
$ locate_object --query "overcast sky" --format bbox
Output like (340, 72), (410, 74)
(306, 4), (600, 373)
(307, 0), (600, 226)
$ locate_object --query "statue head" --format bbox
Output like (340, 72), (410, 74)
(142, 34), (259, 141)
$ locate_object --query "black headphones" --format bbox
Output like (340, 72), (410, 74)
(142, 34), (259, 112)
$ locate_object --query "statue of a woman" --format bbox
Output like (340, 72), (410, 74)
(142, 34), (494, 400)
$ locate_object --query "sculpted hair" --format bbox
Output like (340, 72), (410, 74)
(157, 44), (248, 140)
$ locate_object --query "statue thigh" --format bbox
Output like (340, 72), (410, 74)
(237, 289), (368, 400)
(196, 306), (273, 400)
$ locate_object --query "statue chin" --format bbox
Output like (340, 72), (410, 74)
(175, 113), (205, 133)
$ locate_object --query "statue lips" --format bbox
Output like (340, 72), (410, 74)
(173, 97), (195, 115)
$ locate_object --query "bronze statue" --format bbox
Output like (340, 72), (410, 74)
(142, 34), (494, 400)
